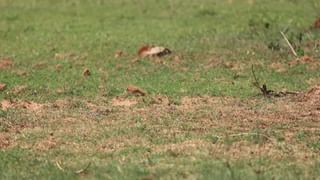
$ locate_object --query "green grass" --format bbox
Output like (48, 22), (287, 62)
(1, 0), (320, 179)
(1, 148), (320, 179)
(0, 149), (75, 179)
(1, 0), (319, 101)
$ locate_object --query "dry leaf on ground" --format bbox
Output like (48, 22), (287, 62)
(300, 55), (313, 62)
(127, 85), (146, 96)
(314, 17), (320, 29)
(114, 50), (123, 58)
(55, 64), (63, 72)
(83, 68), (91, 77)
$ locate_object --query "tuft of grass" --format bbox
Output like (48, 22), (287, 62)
(0, 149), (76, 179)
(1, 0), (320, 179)
(0, 0), (319, 101)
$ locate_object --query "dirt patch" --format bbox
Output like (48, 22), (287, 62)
(0, 58), (13, 69)
(0, 133), (11, 148)
(2, 85), (320, 160)
(289, 56), (320, 70)
(1, 100), (44, 111)
(53, 99), (70, 108)
(0, 83), (6, 91)
(35, 136), (58, 151)
(0, 100), (12, 110)
(269, 62), (287, 72)
(314, 17), (320, 29)
(112, 97), (138, 107)
(302, 84), (320, 105)
(305, 85), (320, 98)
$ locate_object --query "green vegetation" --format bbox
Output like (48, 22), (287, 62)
(1, 0), (319, 101)
(1, 0), (320, 179)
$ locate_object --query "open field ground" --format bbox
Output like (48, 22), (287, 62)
(1, 0), (320, 179)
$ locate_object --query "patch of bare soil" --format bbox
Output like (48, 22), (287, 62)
(314, 17), (320, 29)
(52, 99), (70, 108)
(35, 136), (58, 151)
(0, 58), (13, 69)
(289, 56), (320, 70)
(302, 84), (320, 107)
(1, 100), (44, 111)
(112, 97), (138, 107)
(2, 85), (320, 160)
(0, 133), (11, 148)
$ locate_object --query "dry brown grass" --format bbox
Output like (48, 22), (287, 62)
(1, 85), (320, 163)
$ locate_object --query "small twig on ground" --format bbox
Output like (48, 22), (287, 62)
(251, 65), (272, 97)
(251, 65), (298, 97)
(56, 161), (65, 171)
(75, 162), (91, 174)
(251, 65), (261, 89)
(280, 31), (298, 57)
(55, 161), (91, 174)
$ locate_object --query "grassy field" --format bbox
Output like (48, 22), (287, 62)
(1, 0), (320, 179)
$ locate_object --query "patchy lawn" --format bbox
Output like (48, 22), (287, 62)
(1, 0), (320, 179)
(1, 85), (320, 179)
